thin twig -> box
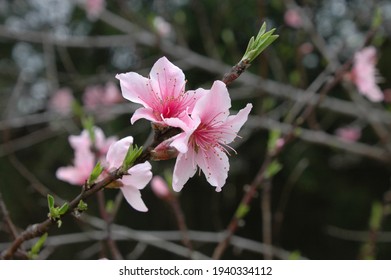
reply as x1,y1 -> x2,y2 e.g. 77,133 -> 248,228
168,197 -> 193,254
0,192 -> 19,240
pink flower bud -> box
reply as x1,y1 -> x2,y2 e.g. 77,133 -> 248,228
284,9 -> 303,29
335,127 -> 361,142
151,176 -> 171,200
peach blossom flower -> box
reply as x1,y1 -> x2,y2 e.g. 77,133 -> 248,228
351,47 -> 383,102
106,137 -> 152,212
83,82 -> 122,109
48,88 -> 74,115
85,0 -> 105,20
165,81 -> 252,192
56,127 -> 117,185
335,126 -> 361,142
116,56 -> 201,126
284,9 -> 303,29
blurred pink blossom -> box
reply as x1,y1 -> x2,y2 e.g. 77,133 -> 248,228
284,9 -> 303,28
69,127 -> 117,160
83,82 -> 123,109
335,126 -> 361,142
153,16 -> 173,38
165,81 -> 252,192
56,148 -> 95,185
48,88 -> 74,115
351,47 -> 383,102
56,127 -> 117,185
151,176 -> 171,200
116,56 -> 202,126
106,137 -> 152,212
298,42 -> 314,55
85,0 -> 105,20
276,138 -> 285,150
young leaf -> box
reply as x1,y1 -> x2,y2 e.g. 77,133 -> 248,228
47,194 -> 55,210
82,116 -> 95,144
30,233 -> 48,255
77,200 -> 88,212
241,22 -> 278,63
265,160 -> 282,179
267,130 -> 281,153
58,202 -> 69,215
28,232 -> 48,259
122,144 -> 143,172
235,203 -> 250,219
369,201 -> 383,231
88,161 -> 104,185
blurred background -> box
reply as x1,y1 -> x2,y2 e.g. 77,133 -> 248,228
1,0 -> 391,260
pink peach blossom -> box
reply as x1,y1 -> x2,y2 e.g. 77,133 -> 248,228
166,80 -> 252,192
85,0 -> 105,20
48,88 -> 74,115
56,148 -> 95,185
69,127 -> 117,160
116,56 -> 201,126
351,47 -> 383,102
83,82 -> 122,109
335,126 -> 361,142
284,9 -> 303,29
106,137 -> 152,212
56,127 -> 117,185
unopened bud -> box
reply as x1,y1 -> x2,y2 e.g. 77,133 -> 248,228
151,176 -> 171,200
150,146 -> 178,161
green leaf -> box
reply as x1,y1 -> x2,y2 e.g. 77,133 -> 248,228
77,200 -> 88,212
47,194 -> 55,210
30,233 -> 48,255
71,100 -> 83,118
28,233 -> 48,259
88,161 -> 104,185
267,130 -> 281,153
105,200 -> 114,213
58,202 -> 69,215
122,144 -> 143,172
241,22 -> 278,62
369,201 -> 383,231
288,250 -> 302,260
265,160 -> 282,179
235,203 -> 250,219
163,169 -> 173,188
82,116 -> 95,144
371,7 -> 382,29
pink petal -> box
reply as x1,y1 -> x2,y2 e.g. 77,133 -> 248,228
122,162 -> 153,190
106,136 -> 134,169
120,185 -> 148,212
116,72 -> 153,109
363,86 -> 383,102
163,114 -> 199,154
56,166 -> 86,185
195,148 -> 229,192
103,81 -> 122,104
192,81 -> 231,124
131,107 -> 157,124
172,150 -> 198,192
168,132 -> 192,154
149,57 -> 186,100
69,131 -> 90,151
220,103 -> 252,144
